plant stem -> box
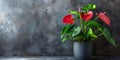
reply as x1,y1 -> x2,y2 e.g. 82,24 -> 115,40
97,33 -> 103,37
90,33 -> 103,42
74,16 -> 78,20
78,7 -> 83,31
84,23 -> 87,33
79,14 -> 83,31
94,16 -> 99,21
94,28 -> 100,33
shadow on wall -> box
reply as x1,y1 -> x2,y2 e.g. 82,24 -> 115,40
0,0 -> 120,56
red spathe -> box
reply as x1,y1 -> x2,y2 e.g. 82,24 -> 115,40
81,11 -> 93,21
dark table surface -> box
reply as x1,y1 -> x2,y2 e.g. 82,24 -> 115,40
0,56 -> 120,60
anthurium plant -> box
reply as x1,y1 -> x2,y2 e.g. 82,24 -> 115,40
60,4 -> 116,46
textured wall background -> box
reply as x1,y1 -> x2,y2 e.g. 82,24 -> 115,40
0,0 -> 120,56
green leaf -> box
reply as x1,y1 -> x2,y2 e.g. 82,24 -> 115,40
87,28 -> 97,38
61,33 -> 73,43
72,27 -> 81,37
63,25 -> 71,34
89,4 -> 96,9
103,28 -> 117,47
69,10 -> 78,14
82,4 -> 96,12
61,26 -> 66,38
61,26 -> 67,35
86,21 -> 103,30
60,25 -> 76,43
60,34 -> 64,39
62,37 -> 68,43
60,25 -> 72,38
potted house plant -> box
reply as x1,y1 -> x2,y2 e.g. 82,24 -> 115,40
60,4 -> 116,60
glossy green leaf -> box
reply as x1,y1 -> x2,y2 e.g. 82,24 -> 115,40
72,27 -> 81,37
87,28 -> 97,38
63,25 -> 71,34
82,4 -> 96,11
86,21 -> 103,30
62,37 -> 68,43
61,26 -> 66,38
60,25 -> 76,42
60,25 -> 73,38
69,10 -> 78,14
60,34 -> 64,39
103,28 -> 117,47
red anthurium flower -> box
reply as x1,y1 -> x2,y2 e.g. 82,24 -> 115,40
62,14 -> 74,24
96,12 -> 111,25
81,11 -> 93,21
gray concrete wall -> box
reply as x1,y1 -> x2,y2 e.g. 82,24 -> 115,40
0,0 -> 120,56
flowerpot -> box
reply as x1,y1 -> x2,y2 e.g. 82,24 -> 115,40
73,42 -> 92,60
